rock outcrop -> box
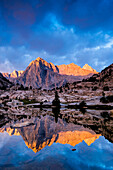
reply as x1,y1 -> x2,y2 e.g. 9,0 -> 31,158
85,63 -> 113,85
99,63 -> 113,83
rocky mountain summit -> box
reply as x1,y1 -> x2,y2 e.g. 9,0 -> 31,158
2,70 -> 24,79
2,58 -> 97,79
15,58 -> 76,89
1,57 -> 97,89
12,57 -> 97,89
82,64 -> 97,72
57,63 -> 97,76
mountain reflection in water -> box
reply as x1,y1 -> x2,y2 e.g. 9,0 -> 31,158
0,110 -> 113,169
0,116 -> 101,153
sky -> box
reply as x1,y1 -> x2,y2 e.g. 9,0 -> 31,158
0,0 -> 113,73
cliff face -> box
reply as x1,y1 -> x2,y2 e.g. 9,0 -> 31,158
0,116 -> 101,153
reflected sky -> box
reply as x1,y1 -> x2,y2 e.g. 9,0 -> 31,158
0,114 -> 113,169
0,131 -> 113,169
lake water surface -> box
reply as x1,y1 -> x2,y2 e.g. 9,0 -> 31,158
0,109 -> 113,170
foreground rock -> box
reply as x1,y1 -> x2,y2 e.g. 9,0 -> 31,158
11,121 -> 34,128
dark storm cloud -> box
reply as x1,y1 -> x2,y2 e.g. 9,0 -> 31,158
49,0 -> 113,30
0,0 -> 113,72
1,0 -> 113,33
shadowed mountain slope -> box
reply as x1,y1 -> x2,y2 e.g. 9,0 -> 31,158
85,63 -> 113,85
0,73 -> 12,89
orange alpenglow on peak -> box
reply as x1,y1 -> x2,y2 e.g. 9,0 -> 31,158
57,62 -> 97,76
28,57 -> 58,72
69,63 -> 79,66
11,70 -> 24,78
29,57 -> 49,66
2,57 -> 98,88
2,70 -> 24,79
36,57 -> 44,61
82,64 -> 97,73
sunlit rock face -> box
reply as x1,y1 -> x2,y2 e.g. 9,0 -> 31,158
1,57 -> 98,89
13,57 -> 97,89
10,70 -> 24,78
0,116 -> 101,153
2,70 -> 24,78
82,64 -> 97,72
57,63 -> 97,76
24,130 -> 100,153
16,57 -> 69,89
1,72 -> 9,79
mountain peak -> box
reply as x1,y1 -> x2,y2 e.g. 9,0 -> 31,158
69,63 -> 75,65
12,70 -> 17,73
2,57 -> 98,88
69,63 -> 76,66
36,57 -> 44,62
83,64 -> 97,72
68,63 -> 81,68
29,57 -> 48,67
10,70 -> 18,78
2,70 -> 24,79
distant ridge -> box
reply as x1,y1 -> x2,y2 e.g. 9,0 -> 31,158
2,57 -> 98,89
2,70 -> 24,79
82,64 -> 97,72
2,57 -> 97,78
57,62 -> 97,76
